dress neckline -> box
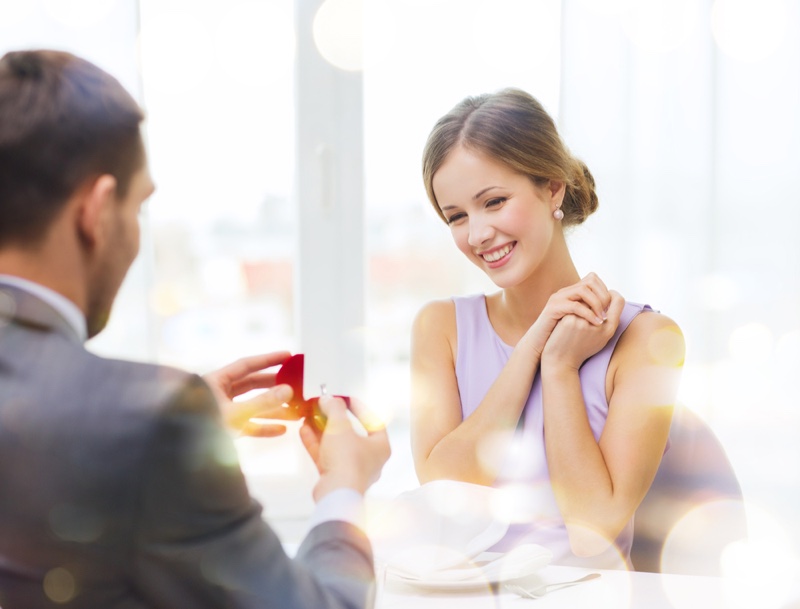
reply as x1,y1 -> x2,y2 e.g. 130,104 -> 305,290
477,294 -> 515,352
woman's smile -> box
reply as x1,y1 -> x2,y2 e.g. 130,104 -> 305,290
479,241 -> 516,267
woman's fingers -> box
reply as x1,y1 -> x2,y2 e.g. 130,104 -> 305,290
548,273 -> 612,325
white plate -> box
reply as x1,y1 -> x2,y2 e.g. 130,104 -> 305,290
385,544 -> 552,591
386,571 -> 505,591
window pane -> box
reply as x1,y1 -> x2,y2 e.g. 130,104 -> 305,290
363,0 -> 563,493
137,0 -> 297,372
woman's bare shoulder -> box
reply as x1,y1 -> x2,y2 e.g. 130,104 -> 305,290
412,298 -> 456,333
613,308 -> 685,372
412,298 -> 458,364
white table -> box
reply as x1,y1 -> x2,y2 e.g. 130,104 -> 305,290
376,563 -> 800,609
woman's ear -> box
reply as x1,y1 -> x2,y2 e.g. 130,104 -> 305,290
76,175 -> 117,248
548,179 -> 566,203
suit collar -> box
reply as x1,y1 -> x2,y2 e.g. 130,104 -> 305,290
0,282 -> 84,344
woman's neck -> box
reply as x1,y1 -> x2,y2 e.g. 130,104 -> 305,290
487,239 -> 580,345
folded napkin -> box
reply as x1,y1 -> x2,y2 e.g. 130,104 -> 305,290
370,480 -> 507,571
369,479 -> 551,582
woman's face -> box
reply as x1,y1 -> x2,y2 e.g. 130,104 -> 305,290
432,145 -> 562,288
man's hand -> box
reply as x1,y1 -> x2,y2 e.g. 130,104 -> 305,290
299,396 -> 391,501
203,351 -> 302,436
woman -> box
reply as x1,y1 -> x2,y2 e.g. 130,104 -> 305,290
410,88 -> 685,568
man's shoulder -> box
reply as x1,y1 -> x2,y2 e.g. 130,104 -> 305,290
88,352 -> 192,383
87,353 -> 208,409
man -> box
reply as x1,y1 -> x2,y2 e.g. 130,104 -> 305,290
0,49 -> 390,608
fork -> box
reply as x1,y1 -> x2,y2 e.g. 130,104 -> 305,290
505,572 -> 601,599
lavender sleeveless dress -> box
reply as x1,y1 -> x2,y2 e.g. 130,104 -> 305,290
454,294 -> 652,568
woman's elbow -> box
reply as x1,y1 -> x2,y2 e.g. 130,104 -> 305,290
565,522 -> 619,557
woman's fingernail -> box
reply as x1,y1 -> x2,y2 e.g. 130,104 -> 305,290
595,317 -> 604,325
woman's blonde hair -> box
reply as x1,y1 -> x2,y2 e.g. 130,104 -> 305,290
422,88 -> 598,226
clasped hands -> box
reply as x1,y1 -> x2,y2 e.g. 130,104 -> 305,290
526,272 -> 626,370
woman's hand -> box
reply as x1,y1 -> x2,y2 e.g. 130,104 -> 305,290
203,351 -> 301,436
523,272 -> 614,357
542,290 -> 626,371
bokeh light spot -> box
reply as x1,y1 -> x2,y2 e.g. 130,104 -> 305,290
660,499 -> 748,579
489,483 -> 542,525
476,430 -> 516,478
312,0 -> 397,71
720,538 -> 799,609
647,324 -> 685,367
43,567 -> 77,604
313,0 -> 363,71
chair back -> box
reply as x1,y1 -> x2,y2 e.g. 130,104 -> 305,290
630,405 -> 747,575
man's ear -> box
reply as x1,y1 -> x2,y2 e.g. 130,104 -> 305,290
76,175 -> 117,248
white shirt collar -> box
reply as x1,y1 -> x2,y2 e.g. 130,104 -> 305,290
0,274 -> 88,342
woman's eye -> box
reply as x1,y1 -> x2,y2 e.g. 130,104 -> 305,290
486,197 -> 506,208
446,212 -> 466,224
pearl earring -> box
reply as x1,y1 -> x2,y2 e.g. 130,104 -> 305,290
553,208 -> 564,220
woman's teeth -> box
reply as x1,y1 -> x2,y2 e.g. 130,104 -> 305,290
482,243 -> 513,262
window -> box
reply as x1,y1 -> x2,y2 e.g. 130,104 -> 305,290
6,0 -> 800,563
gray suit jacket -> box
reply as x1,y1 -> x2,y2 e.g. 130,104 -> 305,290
0,284 -> 375,609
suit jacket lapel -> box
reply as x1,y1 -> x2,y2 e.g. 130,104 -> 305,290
0,283 -> 83,344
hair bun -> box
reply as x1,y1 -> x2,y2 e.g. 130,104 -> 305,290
7,52 -> 43,79
562,158 -> 598,226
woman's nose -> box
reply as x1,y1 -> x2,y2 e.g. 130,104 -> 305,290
468,216 -> 493,247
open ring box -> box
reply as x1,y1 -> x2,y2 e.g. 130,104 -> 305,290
275,353 -> 351,430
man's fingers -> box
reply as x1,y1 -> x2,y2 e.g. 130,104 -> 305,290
226,352 -> 292,378
243,384 -> 294,415
240,422 -> 287,438
229,372 -> 279,397
226,384 -> 296,430
316,395 -> 350,433
210,352 -> 292,389
299,421 -> 322,468
347,397 -> 387,434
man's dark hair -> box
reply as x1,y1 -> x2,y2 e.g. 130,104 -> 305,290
0,49 -> 145,247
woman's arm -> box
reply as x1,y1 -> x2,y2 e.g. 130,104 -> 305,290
410,300 -> 542,485
410,276 -> 612,486
540,298 -> 685,556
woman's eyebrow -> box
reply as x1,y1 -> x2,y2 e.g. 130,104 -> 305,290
473,186 -> 501,199
440,186 -> 503,211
